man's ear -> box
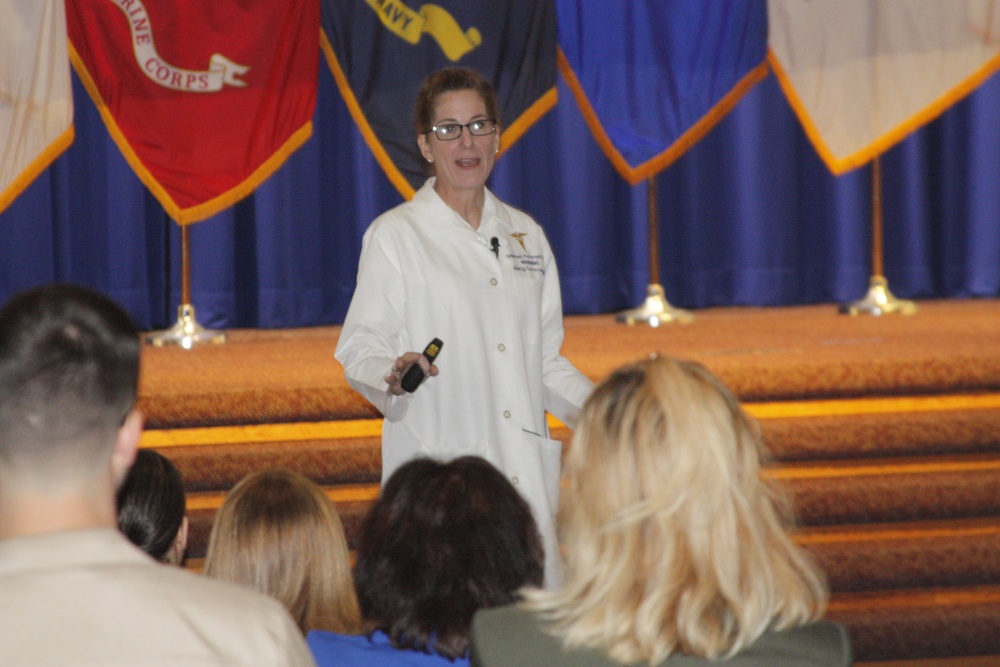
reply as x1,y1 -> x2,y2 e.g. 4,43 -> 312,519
111,408 -> 143,487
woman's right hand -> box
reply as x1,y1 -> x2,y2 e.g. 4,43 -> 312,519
385,351 -> 439,395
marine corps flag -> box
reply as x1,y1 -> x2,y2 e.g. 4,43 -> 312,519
65,0 -> 319,224
322,0 -> 558,198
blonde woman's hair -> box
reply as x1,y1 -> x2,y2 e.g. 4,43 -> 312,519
522,356 -> 827,664
205,469 -> 362,635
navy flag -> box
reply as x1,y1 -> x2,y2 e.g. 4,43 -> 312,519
321,0 -> 557,198
557,0 -> 768,185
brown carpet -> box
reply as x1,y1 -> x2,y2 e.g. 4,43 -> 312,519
138,299 -> 1000,429
136,300 -> 1000,664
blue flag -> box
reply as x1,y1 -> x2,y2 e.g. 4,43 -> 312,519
557,0 -> 768,184
322,0 -> 558,198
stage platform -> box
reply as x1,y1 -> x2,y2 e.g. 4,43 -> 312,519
137,300 -> 1000,664
138,300 -> 1000,428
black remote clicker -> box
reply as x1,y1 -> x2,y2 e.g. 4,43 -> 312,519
400,338 -> 443,392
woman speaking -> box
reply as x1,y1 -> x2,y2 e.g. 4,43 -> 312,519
335,67 -> 592,585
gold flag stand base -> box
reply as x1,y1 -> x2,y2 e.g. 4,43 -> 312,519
146,304 -> 227,349
839,276 -> 917,316
617,284 -> 694,327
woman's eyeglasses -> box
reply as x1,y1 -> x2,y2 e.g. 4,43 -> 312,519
425,119 -> 497,141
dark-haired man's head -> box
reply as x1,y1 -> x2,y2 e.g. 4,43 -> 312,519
0,284 -> 142,539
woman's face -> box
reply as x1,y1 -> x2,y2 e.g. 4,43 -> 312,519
417,89 -> 499,195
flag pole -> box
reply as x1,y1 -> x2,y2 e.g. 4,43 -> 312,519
145,224 -> 227,348
839,155 -> 916,316
617,174 -> 693,326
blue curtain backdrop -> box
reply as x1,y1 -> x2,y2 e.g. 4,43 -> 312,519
1,64 -> 999,330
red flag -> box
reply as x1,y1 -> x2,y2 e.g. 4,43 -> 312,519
66,0 -> 318,224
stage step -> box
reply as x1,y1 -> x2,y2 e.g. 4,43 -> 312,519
800,517 -> 1000,592
182,486 -> 1000,593
761,403 -> 1000,461
781,453 -> 1000,525
142,374 -> 1000,662
167,439 -> 1000,559
148,399 -> 1000,492
827,585 -> 1000,662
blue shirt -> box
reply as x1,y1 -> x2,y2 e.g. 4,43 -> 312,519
308,629 -> 470,667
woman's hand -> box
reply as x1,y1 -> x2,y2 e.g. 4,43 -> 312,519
385,351 -> 439,395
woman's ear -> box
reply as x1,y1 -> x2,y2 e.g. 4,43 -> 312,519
169,516 -> 189,566
418,133 -> 433,163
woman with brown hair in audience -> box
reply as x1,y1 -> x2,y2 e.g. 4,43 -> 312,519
471,355 -> 852,666
308,455 -> 544,666
116,448 -> 188,565
204,468 -> 362,636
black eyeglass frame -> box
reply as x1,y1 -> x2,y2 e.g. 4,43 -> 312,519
423,119 -> 498,141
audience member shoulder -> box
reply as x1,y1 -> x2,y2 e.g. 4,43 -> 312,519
472,605 -> 851,667
145,565 -> 314,664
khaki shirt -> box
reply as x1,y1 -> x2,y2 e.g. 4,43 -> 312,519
0,528 -> 316,667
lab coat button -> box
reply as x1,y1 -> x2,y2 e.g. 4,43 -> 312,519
503,410 -> 511,419
511,476 -> 519,485
497,343 -> 506,352
490,277 -> 498,286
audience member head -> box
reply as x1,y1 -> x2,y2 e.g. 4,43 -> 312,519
0,283 -> 141,538
524,355 -> 827,663
116,448 -> 188,564
354,455 -> 544,659
204,469 -> 361,635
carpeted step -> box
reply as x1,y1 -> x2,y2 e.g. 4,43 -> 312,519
799,517 -> 1000,592
778,453 -> 1000,525
181,486 -> 1000,596
761,404 -> 1000,462
160,440 -> 1000,564
137,303 -> 1000,429
159,434 -> 1000,528
826,584 -> 1000,662
162,436 -> 382,492
144,397 -> 1000,501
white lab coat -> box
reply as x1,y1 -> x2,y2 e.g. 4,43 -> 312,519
335,179 -> 593,585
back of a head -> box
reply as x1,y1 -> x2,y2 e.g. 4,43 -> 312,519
0,284 -> 139,484
117,448 -> 187,563
204,469 -> 361,635
526,355 -> 827,664
355,455 -> 544,660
